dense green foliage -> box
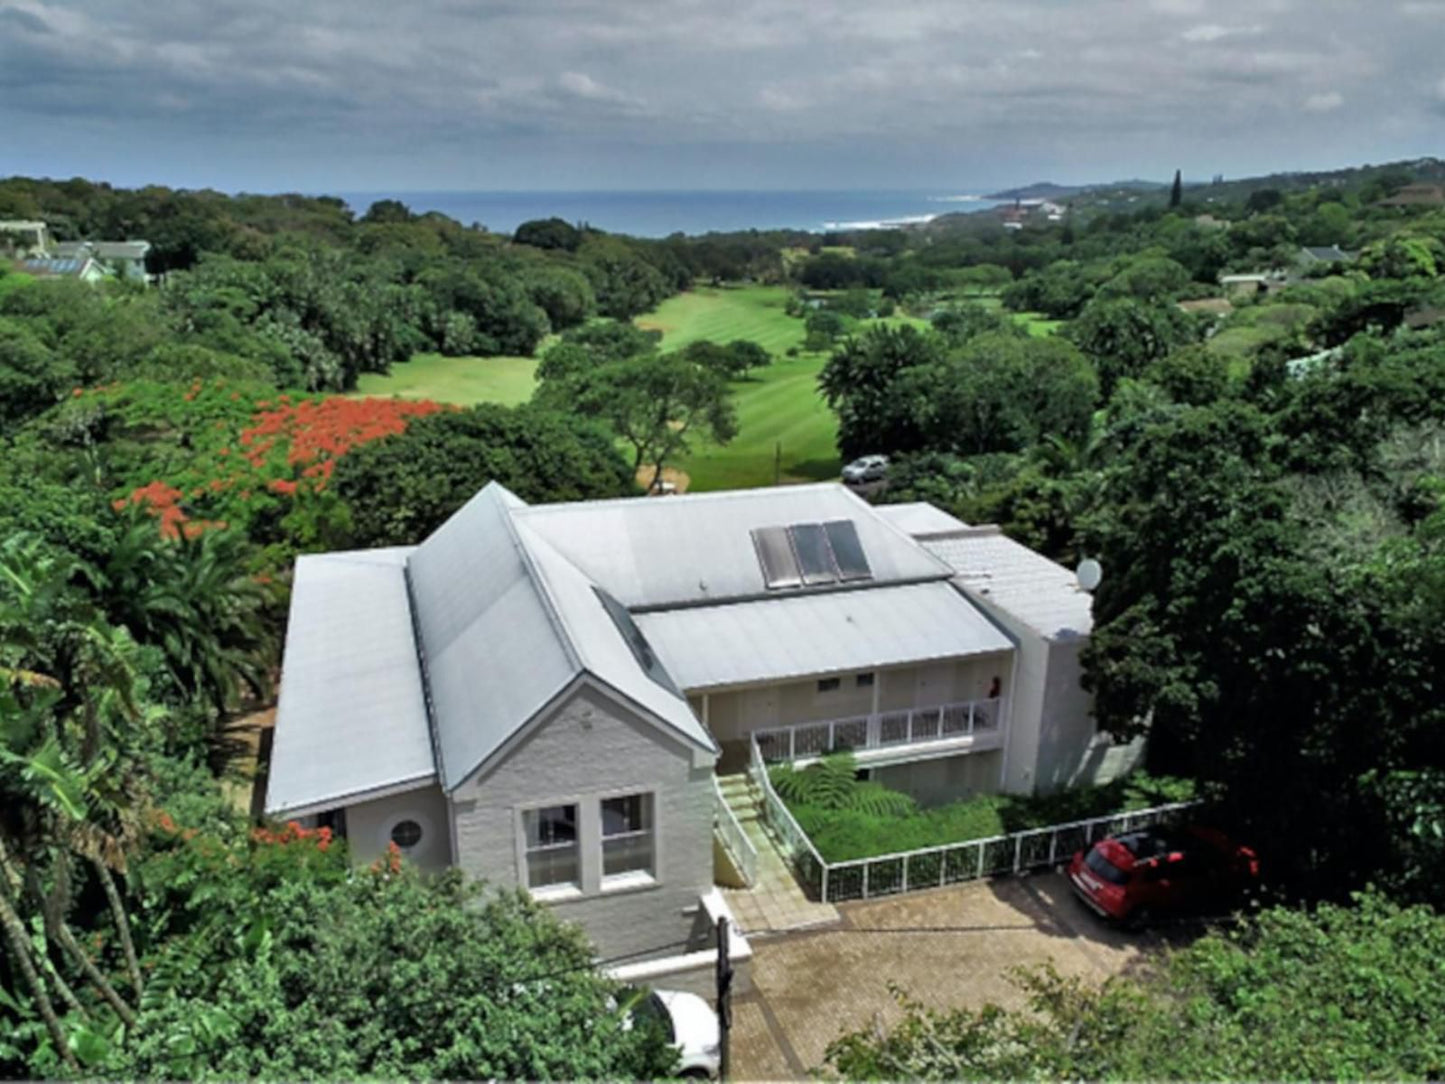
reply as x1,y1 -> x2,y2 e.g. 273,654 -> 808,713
330,403 -> 637,546
826,892 -> 1445,1081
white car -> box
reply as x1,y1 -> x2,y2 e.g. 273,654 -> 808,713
841,454 -> 889,484
625,987 -> 722,1078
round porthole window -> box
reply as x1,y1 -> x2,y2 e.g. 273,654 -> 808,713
390,819 -> 423,850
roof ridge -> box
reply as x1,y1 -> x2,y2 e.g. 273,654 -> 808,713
512,481 -> 846,516
497,500 -> 584,674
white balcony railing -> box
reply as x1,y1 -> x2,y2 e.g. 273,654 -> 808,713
753,697 -> 1004,765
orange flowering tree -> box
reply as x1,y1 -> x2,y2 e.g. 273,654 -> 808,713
82,379 -> 446,549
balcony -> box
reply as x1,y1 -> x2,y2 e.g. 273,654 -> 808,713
753,697 -> 1005,767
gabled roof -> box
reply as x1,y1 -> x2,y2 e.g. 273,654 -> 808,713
513,483 -> 951,609
923,527 -> 1094,641
406,484 -> 582,791
404,484 -> 715,791
266,548 -> 434,816
21,257 -> 109,278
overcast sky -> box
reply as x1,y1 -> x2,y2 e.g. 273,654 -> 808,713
1,0 -> 1442,194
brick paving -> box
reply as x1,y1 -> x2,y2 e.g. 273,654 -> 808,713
729,870 -> 1158,1081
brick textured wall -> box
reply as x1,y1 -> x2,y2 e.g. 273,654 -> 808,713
451,681 -> 716,962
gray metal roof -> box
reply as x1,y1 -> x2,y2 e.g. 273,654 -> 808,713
873,502 -> 970,537
91,241 -> 151,259
265,548 -> 434,816
406,483 -> 580,790
923,528 -> 1094,641
513,483 -> 952,609
635,581 -> 1013,691
518,524 -> 714,753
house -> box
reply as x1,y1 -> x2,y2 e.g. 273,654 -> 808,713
19,256 -> 113,283
50,240 -> 152,282
1219,271 -> 1287,298
0,220 -> 51,256
1297,245 -> 1355,267
265,482 -> 1119,972
1376,183 -> 1445,208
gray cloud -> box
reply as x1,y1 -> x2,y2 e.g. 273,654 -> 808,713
0,0 -> 1438,190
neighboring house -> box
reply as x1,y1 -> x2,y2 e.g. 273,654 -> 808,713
50,240 -> 152,282
266,482 -> 1117,966
1219,271 -> 1287,298
1376,183 -> 1445,208
1297,245 -> 1355,267
20,256 -> 113,283
0,220 -> 51,256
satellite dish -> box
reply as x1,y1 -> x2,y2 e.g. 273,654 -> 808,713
1076,558 -> 1103,593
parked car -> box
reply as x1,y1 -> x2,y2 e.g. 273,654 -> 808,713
620,986 -> 722,1078
1067,825 -> 1259,927
842,454 -> 889,484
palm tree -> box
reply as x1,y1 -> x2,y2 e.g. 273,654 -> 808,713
0,535 -> 151,1054
102,521 -> 276,720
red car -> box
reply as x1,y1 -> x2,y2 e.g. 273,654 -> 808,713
1068,825 -> 1259,927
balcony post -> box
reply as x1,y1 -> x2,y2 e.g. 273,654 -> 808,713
788,727 -> 795,763
968,700 -> 975,735
902,854 -> 909,894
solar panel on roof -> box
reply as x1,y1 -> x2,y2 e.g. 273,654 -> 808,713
751,526 -> 802,588
787,523 -> 838,585
824,520 -> 872,581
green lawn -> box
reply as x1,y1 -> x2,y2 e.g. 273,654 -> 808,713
351,285 -> 1056,492
353,352 -> 539,406
638,285 -> 928,490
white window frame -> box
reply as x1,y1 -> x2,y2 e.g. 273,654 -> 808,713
520,802 -> 582,899
599,791 -> 656,891
379,810 -> 434,858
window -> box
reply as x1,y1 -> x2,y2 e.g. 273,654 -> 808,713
601,793 -> 654,878
855,672 -> 875,688
817,677 -> 841,693
523,804 -> 579,889
594,587 -> 683,697
789,523 -> 838,585
390,819 -> 422,850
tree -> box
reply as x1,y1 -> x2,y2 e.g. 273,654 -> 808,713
826,892 -> 1445,1081
819,325 -> 944,459
109,829 -> 676,1081
1169,168 -> 1183,208
1067,297 -> 1196,396
887,333 -> 1097,456
567,352 -> 739,491
0,318 -> 71,430
99,523 -> 276,720
329,404 -> 637,547
679,339 -> 771,381
513,217 -> 583,252
359,199 -> 414,225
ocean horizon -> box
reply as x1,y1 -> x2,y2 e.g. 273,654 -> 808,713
332,188 -> 1007,239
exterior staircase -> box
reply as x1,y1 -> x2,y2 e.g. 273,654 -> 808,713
714,771 -> 840,933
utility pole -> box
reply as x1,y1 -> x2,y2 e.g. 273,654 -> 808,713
774,441 -> 781,486
715,915 -> 732,1082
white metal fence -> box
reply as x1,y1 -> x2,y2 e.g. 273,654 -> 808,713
746,734 -> 1196,904
748,736 -> 829,898
711,775 -> 760,887
754,697 -> 1003,765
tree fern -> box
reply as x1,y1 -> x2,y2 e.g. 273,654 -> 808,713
771,751 -> 917,815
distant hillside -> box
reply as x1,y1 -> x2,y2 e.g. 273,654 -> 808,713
1184,156 -> 1445,202
985,179 -> 1165,201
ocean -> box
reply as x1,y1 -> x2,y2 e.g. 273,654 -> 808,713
332,189 -> 1004,239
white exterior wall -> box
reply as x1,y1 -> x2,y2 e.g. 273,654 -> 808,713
450,682 -> 716,962
701,654 -> 1013,746
344,784 -> 453,872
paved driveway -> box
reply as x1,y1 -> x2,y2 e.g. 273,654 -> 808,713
730,871 -> 1164,1081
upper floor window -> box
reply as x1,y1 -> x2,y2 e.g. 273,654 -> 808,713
855,672 -> 875,688
523,804 -> 579,889
817,677 -> 841,693
601,793 -> 654,879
